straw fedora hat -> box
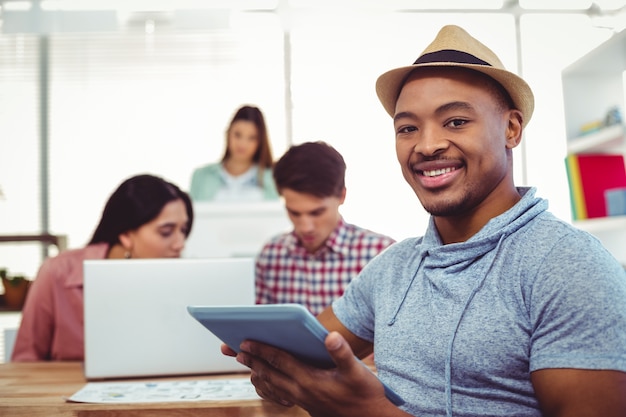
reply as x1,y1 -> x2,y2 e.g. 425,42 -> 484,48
375,25 -> 534,127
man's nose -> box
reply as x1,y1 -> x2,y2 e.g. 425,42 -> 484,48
297,216 -> 315,233
413,125 -> 448,156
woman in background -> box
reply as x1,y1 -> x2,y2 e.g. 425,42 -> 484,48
189,105 -> 278,202
12,174 -> 193,361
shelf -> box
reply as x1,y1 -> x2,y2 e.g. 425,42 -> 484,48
573,214 -> 626,233
567,124 -> 625,154
562,29 -> 626,265
0,234 -> 67,252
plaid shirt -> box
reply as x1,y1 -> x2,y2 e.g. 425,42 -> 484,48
255,218 -> 395,315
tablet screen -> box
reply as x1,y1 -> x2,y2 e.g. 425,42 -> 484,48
187,303 -> 334,368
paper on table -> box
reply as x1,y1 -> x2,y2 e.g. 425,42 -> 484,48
66,379 -> 261,404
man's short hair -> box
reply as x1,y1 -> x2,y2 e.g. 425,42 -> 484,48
273,141 -> 346,198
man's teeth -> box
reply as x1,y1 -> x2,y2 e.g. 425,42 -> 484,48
423,167 -> 454,177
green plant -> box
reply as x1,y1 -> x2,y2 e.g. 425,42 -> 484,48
4,275 -> 28,287
0,268 -> 29,287
1,268 -> 32,310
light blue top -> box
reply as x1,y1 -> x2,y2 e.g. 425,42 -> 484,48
189,162 -> 279,202
333,187 -> 626,417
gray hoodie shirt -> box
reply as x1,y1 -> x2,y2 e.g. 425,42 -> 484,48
333,187 -> 626,417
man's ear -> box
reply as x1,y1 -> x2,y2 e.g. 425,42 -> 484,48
505,109 -> 523,149
339,187 -> 347,205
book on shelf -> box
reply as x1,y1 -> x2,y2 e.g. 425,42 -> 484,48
565,153 -> 626,220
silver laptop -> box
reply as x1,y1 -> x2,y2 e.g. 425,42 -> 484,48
83,258 -> 254,380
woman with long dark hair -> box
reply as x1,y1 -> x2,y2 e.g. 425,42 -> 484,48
12,174 -> 193,361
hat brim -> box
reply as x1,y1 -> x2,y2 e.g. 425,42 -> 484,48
376,63 -> 534,128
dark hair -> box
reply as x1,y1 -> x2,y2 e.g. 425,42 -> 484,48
88,174 -> 194,245
220,105 -> 274,172
273,141 -> 346,198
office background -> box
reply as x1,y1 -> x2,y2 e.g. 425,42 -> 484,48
1,0 -> 625,278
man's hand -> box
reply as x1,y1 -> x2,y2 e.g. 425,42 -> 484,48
220,343 -> 237,357
233,331 -> 409,417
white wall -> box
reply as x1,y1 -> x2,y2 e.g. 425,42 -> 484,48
0,7 -> 620,276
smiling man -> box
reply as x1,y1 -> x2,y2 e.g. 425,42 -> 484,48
255,141 -> 395,315
226,25 -> 626,417
393,65 -> 523,243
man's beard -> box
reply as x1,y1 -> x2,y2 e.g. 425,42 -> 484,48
418,188 -> 474,217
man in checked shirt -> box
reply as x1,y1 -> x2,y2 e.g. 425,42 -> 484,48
255,141 -> 395,315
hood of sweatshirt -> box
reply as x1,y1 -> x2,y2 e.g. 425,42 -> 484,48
420,186 -> 547,270
388,186 -> 547,325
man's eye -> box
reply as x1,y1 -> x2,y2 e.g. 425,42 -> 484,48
446,119 -> 467,128
397,126 -> 417,134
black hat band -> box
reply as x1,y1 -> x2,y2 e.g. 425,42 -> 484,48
414,49 -> 491,66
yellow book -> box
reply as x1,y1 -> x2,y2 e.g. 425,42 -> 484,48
564,154 -> 587,220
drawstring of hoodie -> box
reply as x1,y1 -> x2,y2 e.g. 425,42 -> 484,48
387,249 -> 427,326
385,234 -> 508,416
444,233 -> 507,417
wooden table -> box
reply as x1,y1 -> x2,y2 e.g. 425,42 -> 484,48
0,361 -> 310,416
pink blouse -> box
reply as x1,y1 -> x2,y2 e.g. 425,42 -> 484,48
11,243 -> 109,361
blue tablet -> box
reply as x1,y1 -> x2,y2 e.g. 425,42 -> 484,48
187,303 -> 404,406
